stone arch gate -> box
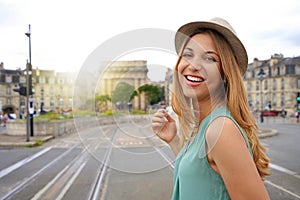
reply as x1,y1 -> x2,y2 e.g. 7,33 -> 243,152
97,60 -> 149,111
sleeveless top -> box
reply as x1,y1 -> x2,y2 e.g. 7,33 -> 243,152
172,106 -> 252,200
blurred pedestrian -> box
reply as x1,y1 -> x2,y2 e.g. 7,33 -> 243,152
152,17 -> 270,199
2,113 -> 7,127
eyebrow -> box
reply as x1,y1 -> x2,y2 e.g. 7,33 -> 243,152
184,47 -> 220,57
206,50 -> 220,58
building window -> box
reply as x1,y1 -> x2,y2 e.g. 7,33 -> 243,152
20,98 -> 25,107
39,76 -> 45,84
50,87 -> 54,95
5,75 -> 12,83
264,80 -> 268,90
50,98 -> 54,107
296,65 -> 300,74
272,79 -> 277,90
49,77 -> 55,84
256,81 -> 259,91
256,94 -> 260,108
280,66 -> 285,75
6,85 -> 11,95
281,92 -> 285,107
247,82 -> 252,90
281,79 -> 285,90
6,98 -> 11,105
264,93 -> 268,106
68,98 -> 73,108
286,64 -> 295,74
272,94 -> 277,107
20,76 -> 26,84
297,79 -> 300,89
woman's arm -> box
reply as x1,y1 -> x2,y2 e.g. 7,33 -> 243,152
206,117 -> 270,200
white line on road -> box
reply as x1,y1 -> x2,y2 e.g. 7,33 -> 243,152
0,147 -> 52,179
270,163 -> 300,179
153,146 -> 174,169
265,180 -> 300,199
56,162 -> 86,200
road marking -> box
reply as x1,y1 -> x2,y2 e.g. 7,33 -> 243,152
0,147 -> 52,179
153,146 -> 174,169
260,142 -> 269,147
265,180 -> 300,199
56,162 -> 86,200
270,163 -> 300,179
31,163 -> 70,200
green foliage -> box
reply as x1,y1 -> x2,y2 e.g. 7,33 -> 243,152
138,84 -> 163,105
131,110 -> 147,115
72,110 -> 95,117
95,94 -> 111,112
25,140 -> 44,148
35,112 -> 64,122
111,83 -> 135,103
95,94 -> 111,102
99,110 -> 115,116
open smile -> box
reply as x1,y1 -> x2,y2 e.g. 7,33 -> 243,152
184,75 -> 206,87
185,75 -> 206,82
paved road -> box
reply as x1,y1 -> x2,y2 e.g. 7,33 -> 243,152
0,120 -> 299,199
259,121 -> 300,200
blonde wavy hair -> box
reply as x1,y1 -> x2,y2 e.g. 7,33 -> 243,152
171,29 -> 270,179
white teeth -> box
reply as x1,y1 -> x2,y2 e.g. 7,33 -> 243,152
186,75 -> 204,82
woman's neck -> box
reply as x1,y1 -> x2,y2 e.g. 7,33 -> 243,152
192,99 -> 226,126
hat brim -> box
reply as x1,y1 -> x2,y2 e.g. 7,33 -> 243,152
175,21 -> 248,75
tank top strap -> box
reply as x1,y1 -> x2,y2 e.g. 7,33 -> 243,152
195,106 -> 252,156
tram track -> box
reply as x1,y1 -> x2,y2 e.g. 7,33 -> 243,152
1,125 -> 116,200
0,121 -> 176,200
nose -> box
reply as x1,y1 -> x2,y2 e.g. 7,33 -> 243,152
187,56 -> 204,71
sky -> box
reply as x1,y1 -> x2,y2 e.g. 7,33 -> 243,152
0,0 -> 300,81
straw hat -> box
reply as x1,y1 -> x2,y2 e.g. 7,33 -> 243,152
175,17 -> 248,75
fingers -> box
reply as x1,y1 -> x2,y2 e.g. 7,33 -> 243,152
156,109 -> 174,120
152,110 -> 168,133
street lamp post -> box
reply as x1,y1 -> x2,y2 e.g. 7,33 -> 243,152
25,24 -> 34,139
257,68 -> 266,123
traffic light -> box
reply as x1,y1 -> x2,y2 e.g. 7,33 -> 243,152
13,84 -> 34,96
296,92 -> 300,112
297,92 -> 300,102
13,84 -> 27,96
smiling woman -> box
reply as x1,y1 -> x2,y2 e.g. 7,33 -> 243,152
152,17 -> 270,200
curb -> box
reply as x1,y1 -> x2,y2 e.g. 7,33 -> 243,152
0,128 -> 277,148
0,135 -> 54,147
257,129 -> 278,139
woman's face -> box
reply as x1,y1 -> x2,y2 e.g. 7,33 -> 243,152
177,33 -> 224,103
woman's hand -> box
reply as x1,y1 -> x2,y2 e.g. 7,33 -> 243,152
152,109 -> 177,144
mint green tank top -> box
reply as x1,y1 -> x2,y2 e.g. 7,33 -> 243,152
172,106 -> 252,200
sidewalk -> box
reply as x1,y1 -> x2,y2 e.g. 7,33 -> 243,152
0,126 -> 54,147
0,127 -> 277,148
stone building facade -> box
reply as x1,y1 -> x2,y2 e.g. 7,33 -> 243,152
244,54 -> 300,116
0,63 -> 25,115
0,62 -> 76,117
1,60 -> 151,117
31,69 -> 76,112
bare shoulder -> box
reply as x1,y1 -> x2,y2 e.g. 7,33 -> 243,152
206,117 -> 270,199
206,116 -> 246,154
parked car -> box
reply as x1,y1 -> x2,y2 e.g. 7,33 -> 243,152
261,110 -> 279,117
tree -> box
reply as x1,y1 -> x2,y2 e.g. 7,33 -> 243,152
138,84 -> 163,105
111,83 -> 136,106
95,94 -> 111,112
